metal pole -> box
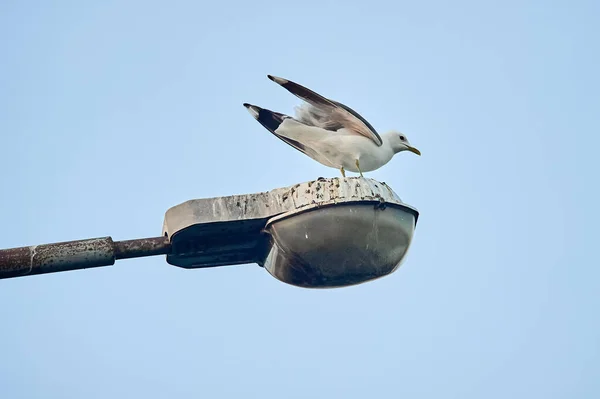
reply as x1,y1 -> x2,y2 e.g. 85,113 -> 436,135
0,236 -> 171,280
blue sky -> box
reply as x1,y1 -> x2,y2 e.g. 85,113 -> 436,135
1,0 -> 598,397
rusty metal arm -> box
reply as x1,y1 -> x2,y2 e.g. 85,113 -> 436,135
0,236 -> 171,280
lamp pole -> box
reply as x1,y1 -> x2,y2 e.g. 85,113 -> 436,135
0,177 -> 419,288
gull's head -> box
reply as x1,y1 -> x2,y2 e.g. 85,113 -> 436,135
385,131 -> 421,156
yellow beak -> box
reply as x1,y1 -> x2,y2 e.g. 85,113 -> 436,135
407,146 -> 421,156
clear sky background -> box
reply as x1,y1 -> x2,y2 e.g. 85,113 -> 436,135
1,0 -> 598,397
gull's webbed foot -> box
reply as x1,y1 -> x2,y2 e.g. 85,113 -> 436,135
340,167 -> 346,178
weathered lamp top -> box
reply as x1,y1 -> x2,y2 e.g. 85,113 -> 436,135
163,176 -> 418,238
163,177 -> 419,288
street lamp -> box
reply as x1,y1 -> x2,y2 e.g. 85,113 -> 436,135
0,177 -> 419,288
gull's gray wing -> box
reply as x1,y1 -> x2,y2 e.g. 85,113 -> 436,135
267,75 -> 383,147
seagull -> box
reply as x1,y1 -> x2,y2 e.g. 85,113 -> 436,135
243,75 -> 421,177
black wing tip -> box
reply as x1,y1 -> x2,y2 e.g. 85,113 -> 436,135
267,74 -> 288,85
244,104 -> 287,132
243,103 -> 261,119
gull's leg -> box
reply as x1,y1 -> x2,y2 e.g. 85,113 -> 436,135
340,167 -> 346,178
355,159 -> 364,177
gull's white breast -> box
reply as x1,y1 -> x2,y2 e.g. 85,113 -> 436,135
275,121 -> 394,172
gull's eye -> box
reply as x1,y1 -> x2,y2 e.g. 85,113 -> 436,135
399,135 -> 406,141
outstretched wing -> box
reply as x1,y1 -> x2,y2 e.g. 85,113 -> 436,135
267,75 -> 383,147
243,103 -> 323,162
